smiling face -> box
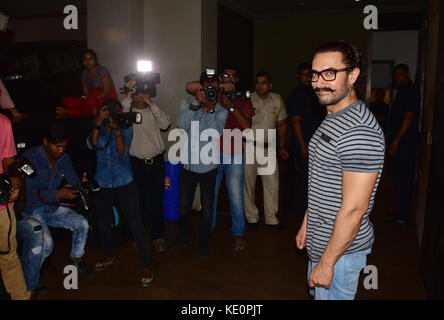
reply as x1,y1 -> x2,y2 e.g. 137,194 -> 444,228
311,51 -> 359,107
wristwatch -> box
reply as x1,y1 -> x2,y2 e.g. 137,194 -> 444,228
229,104 -> 236,113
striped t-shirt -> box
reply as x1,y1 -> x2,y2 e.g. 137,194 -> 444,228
306,101 -> 385,263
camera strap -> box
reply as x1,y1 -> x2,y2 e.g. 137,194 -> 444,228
0,205 -> 13,255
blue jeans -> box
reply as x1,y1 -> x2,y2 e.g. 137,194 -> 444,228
212,153 -> 245,237
16,215 -> 47,291
307,248 -> 371,300
29,206 -> 89,260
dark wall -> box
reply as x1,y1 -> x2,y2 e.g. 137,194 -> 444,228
421,2 -> 444,300
218,5 -> 254,89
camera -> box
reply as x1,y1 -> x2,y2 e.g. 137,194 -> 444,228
201,69 -> 219,102
103,99 -> 142,129
0,156 -> 35,205
70,182 -> 100,212
120,72 -> 161,98
222,89 -> 251,102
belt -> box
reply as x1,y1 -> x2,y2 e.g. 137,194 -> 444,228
243,138 -> 269,149
135,153 -> 164,165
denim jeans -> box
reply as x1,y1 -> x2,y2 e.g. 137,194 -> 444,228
29,206 -> 89,260
212,153 -> 245,236
16,215 -> 47,291
307,248 -> 372,300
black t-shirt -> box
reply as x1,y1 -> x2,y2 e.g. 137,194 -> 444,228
287,84 -> 326,148
389,81 -> 421,145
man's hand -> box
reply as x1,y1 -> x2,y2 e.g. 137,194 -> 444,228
389,143 -> 398,156
57,185 -> 79,200
9,183 -> 21,202
308,261 -> 334,289
222,94 -> 234,109
218,82 -> 235,92
279,148 -> 290,160
301,145 -> 309,159
142,93 -> 154,107
96,105 -> 109,126
295,223 -> 307,250
81,172 -> 88,183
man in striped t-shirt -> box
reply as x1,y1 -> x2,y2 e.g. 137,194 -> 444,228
295,41 -> 385,300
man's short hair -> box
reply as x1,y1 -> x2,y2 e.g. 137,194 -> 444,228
44,121 -> 69,144
394,63 -> 410,74
256,71 -> 272,83
297,62 -> 312,74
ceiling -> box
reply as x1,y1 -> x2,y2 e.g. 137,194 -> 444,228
0,0 -> 86,19
220,0 -> 427,19
0,0 -> 426,20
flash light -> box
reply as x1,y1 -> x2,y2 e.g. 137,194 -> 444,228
137,60 -> 153,73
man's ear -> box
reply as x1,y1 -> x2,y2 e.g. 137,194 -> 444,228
349,68 -> 361,86
43,138 -> 48,146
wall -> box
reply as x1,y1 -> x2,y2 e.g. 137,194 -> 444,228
372,30 -> 419,78
254,14 -> 370,101
7,14 -> 87,42
87,0 -> 218,151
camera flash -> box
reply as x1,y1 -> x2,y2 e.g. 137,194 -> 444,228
137,60 -> 153,73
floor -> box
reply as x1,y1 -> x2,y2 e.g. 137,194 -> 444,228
29,161 -> 426,300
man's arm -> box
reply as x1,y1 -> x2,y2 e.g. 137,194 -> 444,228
291,116 -> 308,158
393,112 -> 414,144
277,119 -> 289,160
309,171 -> 378,289
3,157 -> 21,202
177,100 -> 198,131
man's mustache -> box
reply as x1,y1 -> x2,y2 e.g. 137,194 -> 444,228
314,87 -> 335,93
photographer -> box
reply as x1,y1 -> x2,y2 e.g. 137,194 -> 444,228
87,99 -> 153,286
170,73 -> 227,258
0,113 -> 30,300
22,122 -> 94,284
185,66 -> 254,252
121,81 -> 171,253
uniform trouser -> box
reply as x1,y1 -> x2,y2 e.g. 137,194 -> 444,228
394,144 -> 417,222
131,155 -> 165,241
0,205 -> 30,300
243,147 -> 280,225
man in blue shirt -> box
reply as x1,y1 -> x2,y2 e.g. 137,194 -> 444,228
22,121 -> 95,290
87,98 -> 153,286
170,73 -> 228,258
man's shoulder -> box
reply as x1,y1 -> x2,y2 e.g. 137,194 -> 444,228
339,102 -> 383,138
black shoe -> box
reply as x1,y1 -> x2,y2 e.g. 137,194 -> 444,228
168,239 -> 187,252
31,282 -> 48,299
72,257 -> 95,278
247,222 -> 259,231
266,223 -> 287,231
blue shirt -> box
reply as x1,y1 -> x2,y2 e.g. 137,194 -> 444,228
86,126 -> 134,188
23,145 -> 81,215
177,99 -> 228,174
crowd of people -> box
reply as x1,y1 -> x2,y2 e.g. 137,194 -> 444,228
0,40 -> 421,300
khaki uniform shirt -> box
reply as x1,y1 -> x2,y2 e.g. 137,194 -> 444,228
249,92 -> 288,144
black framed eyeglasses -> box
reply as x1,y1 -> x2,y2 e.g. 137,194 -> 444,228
309,67 -> 353,82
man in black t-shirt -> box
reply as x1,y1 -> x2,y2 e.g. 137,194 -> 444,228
287,62 -> 326,220
387,64 -> 421,225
